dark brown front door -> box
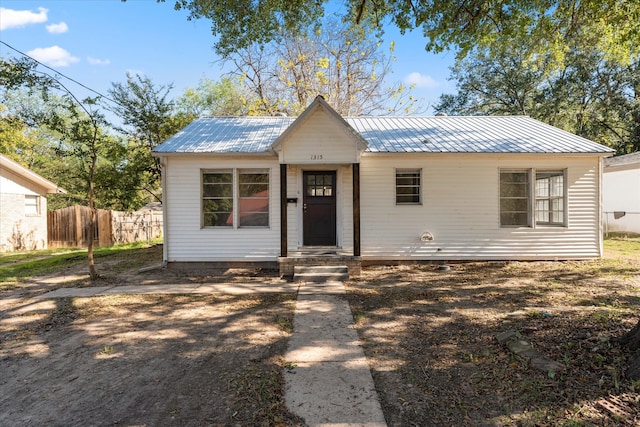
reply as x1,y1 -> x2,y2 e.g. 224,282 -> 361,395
303,171 -> 337,246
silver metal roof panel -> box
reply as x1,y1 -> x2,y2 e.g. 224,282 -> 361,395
153,115 -> 613,155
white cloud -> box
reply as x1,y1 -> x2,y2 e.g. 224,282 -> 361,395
0,7 -> 48,31
46,22 -> 68,34
404,72 -> 439,89
87,56 -> 110,66
27,46 -> 79,67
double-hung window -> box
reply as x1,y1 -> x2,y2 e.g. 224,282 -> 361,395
396,169 -> 421,204
202,169 -> 269,228
535,171 -> 565,225
499,169 -> 566,227
238,170 -> 269,227
202,171 -> 233,227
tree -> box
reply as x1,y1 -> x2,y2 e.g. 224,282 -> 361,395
434,47 -> 640,154
224,19 -> 419,116
163,0 -> 639,65
176,77 -> 248,116
107,73 -> 193,201
1,56 -> 106,278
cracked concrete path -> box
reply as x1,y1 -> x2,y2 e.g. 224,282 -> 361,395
284,281 -> 387,427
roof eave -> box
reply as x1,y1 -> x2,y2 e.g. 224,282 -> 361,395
152,151 -> 277,158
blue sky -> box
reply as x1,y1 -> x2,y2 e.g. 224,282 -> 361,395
0,1 -> 455,114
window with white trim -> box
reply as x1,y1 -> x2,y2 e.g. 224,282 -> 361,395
500,169 -> 566,227
535,171 -> 565,225
25,195 -> 40,216
396,169 -> 421,204
238,170 -> 269,227
202,169 -> 269,228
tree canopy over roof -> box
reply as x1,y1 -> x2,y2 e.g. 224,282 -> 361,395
165,0 -> 639,64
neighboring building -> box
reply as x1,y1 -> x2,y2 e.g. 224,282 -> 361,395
0,154 -> 66,252
153,96 -> 614,274
603,151 -> 640,234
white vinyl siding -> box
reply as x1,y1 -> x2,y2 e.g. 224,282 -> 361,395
360,154 -> 602,260
602,166 -> 640,233
165,157 -> 280,262
276,107 -> 362,164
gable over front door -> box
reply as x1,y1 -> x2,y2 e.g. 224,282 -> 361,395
303,171 -> 337,246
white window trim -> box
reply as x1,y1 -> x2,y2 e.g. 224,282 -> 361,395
25,195 -> 41,216
395,168 -> 422,205
202,168 -> 271,229
499,168 -> 567,228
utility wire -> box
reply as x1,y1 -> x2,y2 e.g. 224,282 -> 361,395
0,40 -> 121,106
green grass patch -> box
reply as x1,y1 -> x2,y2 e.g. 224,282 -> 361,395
0,240 -> 162,285
604,234 -> 640,257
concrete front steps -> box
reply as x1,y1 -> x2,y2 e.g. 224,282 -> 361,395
294,265 -> 349,282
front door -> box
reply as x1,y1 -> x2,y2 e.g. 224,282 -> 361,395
303,171 -> 337,246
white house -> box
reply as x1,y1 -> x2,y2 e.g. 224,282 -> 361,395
602,151 -> 640,234
0,154 -> 66,252
153,96 -> 614,275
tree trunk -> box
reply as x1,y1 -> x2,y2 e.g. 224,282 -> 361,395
87,125 -> 99,280
613,318 -> 640,380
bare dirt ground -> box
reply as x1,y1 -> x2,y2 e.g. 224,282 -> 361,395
0,245 -> 302,426
346,257 -> 640,426
1,242 -> 640,426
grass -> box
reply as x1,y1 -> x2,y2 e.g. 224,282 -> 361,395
0,239 -> 162,287
604,233 -> 640,257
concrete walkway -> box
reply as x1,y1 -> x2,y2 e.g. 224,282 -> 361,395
285,281 -> 387,426
37,281 -> 387,426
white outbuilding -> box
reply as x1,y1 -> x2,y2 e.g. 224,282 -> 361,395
603,151 -> 640,234
153,96 -> 614,275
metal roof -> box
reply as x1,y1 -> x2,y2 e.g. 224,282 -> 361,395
154,116 -> 295,153
604,151 -> 640,168
154,115 -> 613,155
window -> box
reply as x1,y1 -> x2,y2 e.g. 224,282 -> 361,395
238,170 -> 269,227
25,195 -> 40,216
535,171 -> 565,225
202,169 -> 269,228
500,171 -> 530,226
203,171 -> 233,227
500,169 -> 565,227
396,169 -> 421,204
306,173 -> 333,196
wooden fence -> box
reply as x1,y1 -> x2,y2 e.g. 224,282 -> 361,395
47,205 -> 163,249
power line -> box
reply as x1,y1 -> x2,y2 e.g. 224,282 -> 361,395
0,40 -> 121,106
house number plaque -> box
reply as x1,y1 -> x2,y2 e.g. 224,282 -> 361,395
310,154 -> 323,160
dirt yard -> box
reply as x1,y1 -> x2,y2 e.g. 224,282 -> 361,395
1,242 -> 639,426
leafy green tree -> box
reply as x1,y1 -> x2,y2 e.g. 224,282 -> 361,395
107,73 -> 193,201
162,0 -> 639,65
1,56 -> 108,278
435,47 -> 640,154
176,77 -> 248,116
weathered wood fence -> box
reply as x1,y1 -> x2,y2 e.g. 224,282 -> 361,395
47,205 -> 163,249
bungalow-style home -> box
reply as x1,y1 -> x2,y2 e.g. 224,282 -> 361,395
602,151 -> 640,234
0,154 -> 67,252
153,96 -> 614,276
